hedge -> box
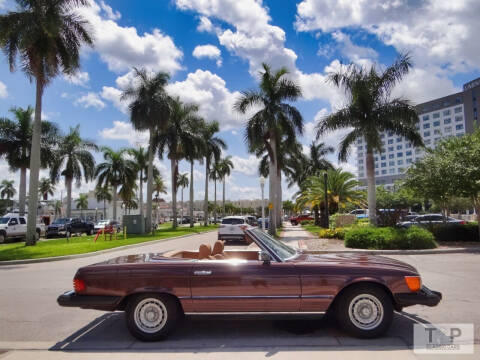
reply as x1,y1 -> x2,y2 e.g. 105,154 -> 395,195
300,219 -> 314,226
428,224 -> 479,242
344,226 -> 437,250
319,227 -> 346,240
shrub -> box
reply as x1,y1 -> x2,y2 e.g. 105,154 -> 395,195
330,214 -> 357,228
344,226 -> 437,249
428,224 -> 479,242
319,227 -> 346,240
300,219 -> 314,226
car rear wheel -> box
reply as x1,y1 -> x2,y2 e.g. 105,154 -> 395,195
0,233 -> 5,243
126,294 -> 179,341
335,284 -> 393,338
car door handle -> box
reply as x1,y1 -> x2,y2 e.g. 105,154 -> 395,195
194,270 -> 212,276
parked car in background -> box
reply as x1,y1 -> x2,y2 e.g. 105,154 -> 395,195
218,216 -> 252,242
58,228 -> 442,341
398,214 -> 466,228
0,215 -> 44,243
257,217 -> 269,229
290,214 -> 313,225
245,215 -> 258,226
177,216 -> 191,224
46,218 -> 95,238
350,209 -> 368,219
94,220 -> 121,233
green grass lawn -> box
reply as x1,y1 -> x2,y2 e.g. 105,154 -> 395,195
302,224 -> 322,236
0,224 -> 218,261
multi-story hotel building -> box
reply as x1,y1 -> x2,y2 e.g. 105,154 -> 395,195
356,77 -> 480,188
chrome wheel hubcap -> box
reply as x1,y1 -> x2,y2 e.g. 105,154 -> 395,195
134,298 -> 168,333
348,294 -> 384,330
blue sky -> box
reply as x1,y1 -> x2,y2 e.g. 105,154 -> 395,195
1,0 -> 479,202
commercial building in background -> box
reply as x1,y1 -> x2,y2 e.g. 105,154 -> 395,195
357,77 -> 480,188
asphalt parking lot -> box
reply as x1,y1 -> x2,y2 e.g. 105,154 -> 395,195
0,231 -> 479,359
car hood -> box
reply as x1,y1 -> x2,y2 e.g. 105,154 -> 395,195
293,252 -> 418,274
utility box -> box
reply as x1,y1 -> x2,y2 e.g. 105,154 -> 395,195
122,214 -> 145,234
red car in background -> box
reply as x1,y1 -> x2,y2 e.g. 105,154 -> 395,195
290,214 -> 314,225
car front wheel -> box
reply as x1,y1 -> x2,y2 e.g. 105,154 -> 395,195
335,284 -> 393,338
126,294 -> 179,341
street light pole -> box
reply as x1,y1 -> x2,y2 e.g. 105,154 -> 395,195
323,171 -> 329,228
260,176 -> 265,232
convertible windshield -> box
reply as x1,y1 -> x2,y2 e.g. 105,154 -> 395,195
0,217 -> 10,224
250,229 -> 297,261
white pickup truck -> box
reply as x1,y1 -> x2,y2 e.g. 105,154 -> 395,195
0,215 -> 45,243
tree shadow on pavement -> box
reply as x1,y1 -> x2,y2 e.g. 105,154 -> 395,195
50,310 -> 432,352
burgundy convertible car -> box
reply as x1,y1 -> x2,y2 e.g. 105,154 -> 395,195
58,228 -> 441,341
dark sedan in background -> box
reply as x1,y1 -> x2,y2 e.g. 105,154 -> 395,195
398,214 -> 466,228
46,218 -> 95,238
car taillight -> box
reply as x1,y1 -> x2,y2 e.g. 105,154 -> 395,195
73,278 -> 86,293
459,220 -> 466,225
405,276 -> 421,292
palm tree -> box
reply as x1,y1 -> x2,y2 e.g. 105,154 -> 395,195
75,193 -> 88,219
53,200 -> 62,218
156,97 -> 201,229
177,173 -> 189,224
0,180 -> 16,200
209,161 -> 222,223
153,174 -> 167,225
121,68 -> 171,233
38,177 -> 55,201
119,182 -> 137,215
234,63 -> 303,235
0,0 -> 93,245
217,156 -> 234,218
296,168 -> 366,215
50,126 -> 97,219
95,185 -> 112,220
316,54 -> 422,224
128,147 -> 150,218
0,106 -> 58,215
199,120 -> 226,226
95,147 -> 137,222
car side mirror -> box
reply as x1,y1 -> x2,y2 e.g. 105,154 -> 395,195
259,251 -> 271,265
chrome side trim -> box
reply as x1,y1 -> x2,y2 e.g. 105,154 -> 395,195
192,295 -> 299,299
301,295 -> 334,299
184,311 -> 326,315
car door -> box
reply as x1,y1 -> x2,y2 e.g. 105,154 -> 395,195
8,218 -> 19,236
190,258 -> 301,312
18,217 -> 27,235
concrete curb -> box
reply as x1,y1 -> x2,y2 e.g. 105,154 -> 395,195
0,230 -> 217,266
303,247 -> 480,255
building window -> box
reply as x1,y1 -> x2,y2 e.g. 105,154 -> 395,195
406,143 -> 412,148
455,115 -> 463,122
456,124 -> 464,130
406,158 -> 413,164
396,137 -> 402,143
444,118 -> 451,124
424,131 -> 430,137
397,159 -> 403,165
433,113 -> 440,118
389,154 -> 394,159
359,165 -> 364,171
454,106 -> 462,113
397,152 -> 403,157
389,161 -> 395,166
398,167 -> 404,173
397,145 -> 402,150
434,129 -> 441,135
389,168 -> 395,174
381,162 -> 386,168
423,123 -> 430,129
358,152 -> 363,157
381,170 -> 387,175
380,155 -> 386,161
388,146 -> 394,152
387,139 -> 394,144
433,121 -> 440,127
387,131 -> 393,137
422,115 -> 429,121
375,171 -> 379,176
406,150 -> 412,156
443,109 -> 451,116
425,139 -> 431,145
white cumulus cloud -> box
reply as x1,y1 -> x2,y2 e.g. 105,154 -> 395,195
193,44 -> 222,66
99,120 -> 149,146
63,71 -> 90,87
0,81 -> 7,98
74,92 -> 106,110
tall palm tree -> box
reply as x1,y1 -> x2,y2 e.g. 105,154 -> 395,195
0,0 -> 93,245
217,156 -> 234,218
153,174 -> 167,226
199,120 -> 226,226
234,63 -> 303,235
95,147 -> 137,222
118,182 -> 137,215
296,168 -> 366,215
121,68 -> 171,233
209,162 -> 222,223
0,106 -> 58,215
0,180 -> 16,200
95,185 -> 112,220
317,54 -> 422,225
128,147 -> 152,218
177,173 -> 189,224
156,97 -> 201,229
38,177 -> 55,201
50,126 -> 97,219
75,193 -> 88,219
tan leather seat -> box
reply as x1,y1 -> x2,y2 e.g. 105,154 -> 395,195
198,244 -> 212,260
211,240 -> 228,259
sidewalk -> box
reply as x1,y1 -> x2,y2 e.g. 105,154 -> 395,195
279,223 -> 345,251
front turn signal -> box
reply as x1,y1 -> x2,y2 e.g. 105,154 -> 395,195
405,276 -> 421,292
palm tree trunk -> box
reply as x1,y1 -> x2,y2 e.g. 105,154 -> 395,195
214,178 -> 217,223
366,149 -> 377,225
189,161 -> 194,228
139,169 -> 143,217
19,167 -> 27,216
222,177 -> 226,218
204,157 -> 209,226
145,129 -> 154,233
268,134 -> 277,236
171,158 -> 178,229
26,79 -> 43,245
103,199 -> 106,219
276,167 -> 282,228
181,187 -> 184,225
112,185 -> 118,221
66,177 -> 73,218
